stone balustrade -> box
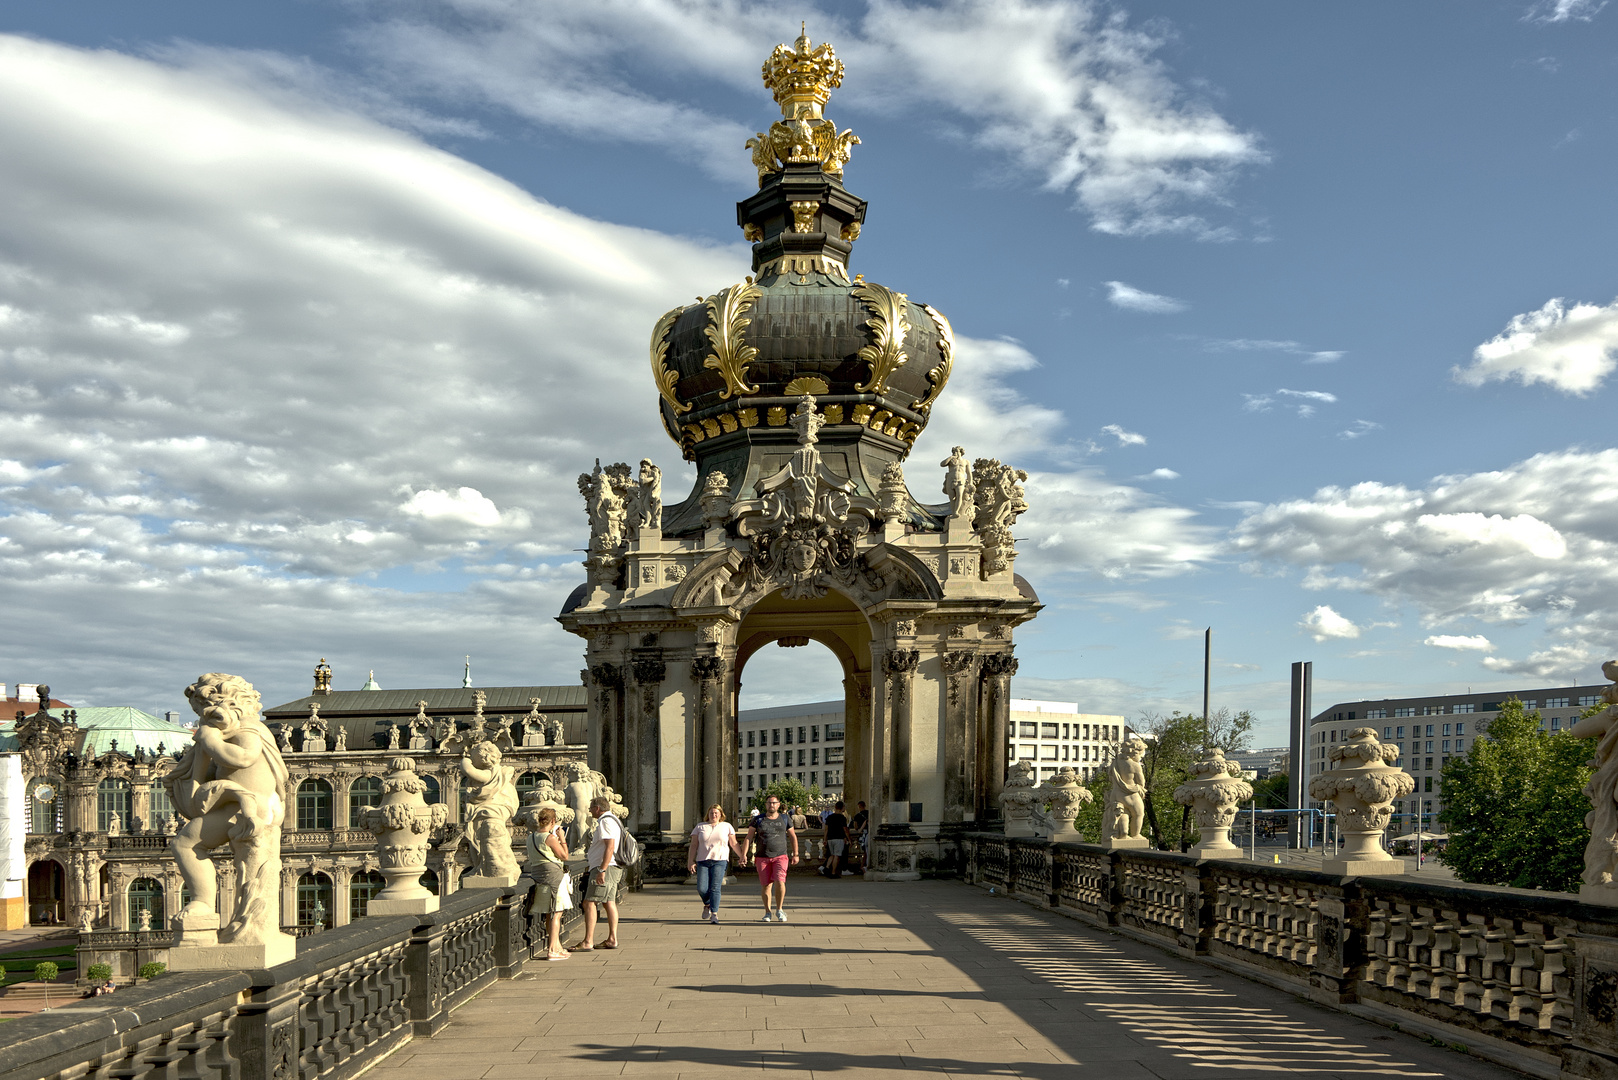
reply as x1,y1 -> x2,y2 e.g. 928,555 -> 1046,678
3,866 -> 588,1080
963,833 -> 1618,1080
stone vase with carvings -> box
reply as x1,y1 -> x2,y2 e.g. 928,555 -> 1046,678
1034,767 -> 1092,842
1172,748 -> 1253,859
1308,727 -> 1415,876
360,757 -> 449,914
999,760 -> 1039,838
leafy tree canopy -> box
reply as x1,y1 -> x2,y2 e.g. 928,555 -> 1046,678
1439,699 -> 1591,892
748,777 -> 821,815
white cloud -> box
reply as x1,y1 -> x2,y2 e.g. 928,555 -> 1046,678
1100,423 -> 1147,446
1104,281 -> 1186,313
355,0 -> 1265,238
1526,0 -> 1607,22
1277,388 -> 1337,403
0,34 -> 1218,710
1455,296 -> 1618,395
1142,468 -> 1179,480
1203,338 -> 1343,364
1339,420 -> 1380,440
400,487 -> 505,528
1424,634 -> 1493,652
1236,448 -> 1618,681
1301,605 -> 1361,642
1245,388 -> 1336,418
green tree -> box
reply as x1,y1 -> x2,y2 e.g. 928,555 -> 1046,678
1250,773 -> 1290,809
1135,708 -> 1258,850
748,777 -> 821,815
1439,699 -> 1591,892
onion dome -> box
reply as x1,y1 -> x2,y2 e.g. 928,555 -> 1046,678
651,27 -> 955,532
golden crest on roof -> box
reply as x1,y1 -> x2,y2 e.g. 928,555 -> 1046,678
746,25 -> 860,184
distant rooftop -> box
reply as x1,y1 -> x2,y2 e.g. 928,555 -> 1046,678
738,700 -> 843,723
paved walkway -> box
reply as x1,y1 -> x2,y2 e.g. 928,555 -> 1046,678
371,878 -> 1525,1080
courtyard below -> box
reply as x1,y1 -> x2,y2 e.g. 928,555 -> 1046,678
372,878 -> 1522,1080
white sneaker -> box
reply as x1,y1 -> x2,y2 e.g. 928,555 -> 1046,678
761,911 -> 774,922
775,909 -> 788,923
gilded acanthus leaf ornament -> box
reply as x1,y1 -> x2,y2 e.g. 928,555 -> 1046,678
650,305 -> 690,415
912,304 -> 954,416
853,281 -> 911,395
703,281 -> 763,400
746,26 -> 860,183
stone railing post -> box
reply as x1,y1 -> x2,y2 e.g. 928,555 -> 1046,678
234,972 -> 301,1080
1178,863 -> 1215,957
1311,887 -> 1367,1006
1101,850 -> 1125,926
1042,844 -> 1058,909
492,881 -> 530,980
405,913 -> 447,1036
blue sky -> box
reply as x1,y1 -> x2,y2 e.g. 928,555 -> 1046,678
2,1 -> 1617,744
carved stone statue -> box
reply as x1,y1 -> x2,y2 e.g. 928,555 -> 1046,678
334,724 -> 347,751
970,457 -> 1029,578
77,907 -> 93,933
164,673 -> 295,967
999,760 -> 1039,838
635,459 -> 663,534
580,459 -> 632,585
1104,734 -> 1150,848
1172,748 -> 1253,859
408,702 -> 433,750
136,906 -> 151,932
544,712 -> 565,746
458,740 -> 521,886
700,470 -> 732,531
386,724 -> 400,750
1573,661 -> 1618,904
941,446 -> 973,519
877,460 -> 908,522
360,756 -> 449,914
300,703 -> 327,753
277,723 -> 293,753
1309,726 -> 1415,876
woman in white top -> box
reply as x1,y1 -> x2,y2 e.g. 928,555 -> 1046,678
686,804 -> 743,924
525,806 -> 574,959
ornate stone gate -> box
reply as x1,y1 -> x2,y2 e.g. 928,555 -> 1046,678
557,29 -> 1039,879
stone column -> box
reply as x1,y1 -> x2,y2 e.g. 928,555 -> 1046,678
691,654 -> 725,825
131,779 -> 152,833
941,650 -> 976,823
884,647 -> 920,810
330,864 -> 353,927
67,779 -> 95,833
589,662 -> 626,793
841,673 -> 871,812
108,867 -> 128,931
333,779 -> 351,835
867,648 -> 894,830
977,652 -> 1017,823
280,867 -> 297,928
631,654 -> 666,835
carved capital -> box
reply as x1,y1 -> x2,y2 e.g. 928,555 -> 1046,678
690,655 -> 725,682
632,656 -> 667,684
981,653 -> 1019,678
590,663 -> 625,689
883,649 -> 920,676
942,650 -> 976,676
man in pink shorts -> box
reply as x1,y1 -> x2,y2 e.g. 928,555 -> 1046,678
744,795 -> 800,922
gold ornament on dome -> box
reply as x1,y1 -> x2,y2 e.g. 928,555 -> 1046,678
746,25 -> 860,184
912,304 -> 955,416
702,281 -> 763,399
784,375 -> 830,396
790,201 -> 820,233
650,305 -> 690,415
853,281 -> 911,394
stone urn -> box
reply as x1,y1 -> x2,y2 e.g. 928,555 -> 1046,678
1309,726 -> 1415,876
1033,767 -> 1092,842
359,756 -> 450,915
1172,748 -> 1253,859
999,760 -> 1039,838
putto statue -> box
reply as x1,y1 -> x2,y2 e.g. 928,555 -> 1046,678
458,740 -> 521,886
970,457 -> 1029,578
1308,726 -> 1415,876
940,446 -> 973,519
1104,734 -> 1150,848
164,673 -> 295,967
1172,747 -> 1253,859
1573,661 -> 1618,904
634,459 -> 663,535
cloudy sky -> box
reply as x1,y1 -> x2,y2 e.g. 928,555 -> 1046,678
3,1 -> 1617,742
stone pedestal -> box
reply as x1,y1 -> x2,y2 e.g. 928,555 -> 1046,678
1322,856 -> 1406,876
460,873 -> 521,890
1104,836 -> 1151,850
169,911 -> 296,970
369,894 -> 440,916
1580,883 -> 1618,906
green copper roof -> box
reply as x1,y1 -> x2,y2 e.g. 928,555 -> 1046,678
0,706 -> 193,757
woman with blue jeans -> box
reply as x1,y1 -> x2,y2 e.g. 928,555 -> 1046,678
687,804 -> 742,924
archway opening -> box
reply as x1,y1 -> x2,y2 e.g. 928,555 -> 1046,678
127,877 -> 163,931
26,860 -> 64,925
297,872 -> 333,928
733,587 -> 872,820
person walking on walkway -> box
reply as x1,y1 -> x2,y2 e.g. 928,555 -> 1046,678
524,805 -> 574,959
687,804 -> 743,924
572,796 -> 622,951
819,801 -> 849,878
849,800 -> 869,874
745,794 -> 799,922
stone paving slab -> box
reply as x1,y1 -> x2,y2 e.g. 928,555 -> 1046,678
371,878 -> 1530,1080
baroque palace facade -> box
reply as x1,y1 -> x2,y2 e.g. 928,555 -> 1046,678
6,669 -> 586,932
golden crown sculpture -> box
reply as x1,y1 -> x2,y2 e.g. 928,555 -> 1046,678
746,25 -> 860,184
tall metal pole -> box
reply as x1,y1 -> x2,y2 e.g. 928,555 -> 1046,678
1202,627 -> 1211,750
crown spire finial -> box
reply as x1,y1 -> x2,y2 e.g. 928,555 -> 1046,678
747,27 -> 860,185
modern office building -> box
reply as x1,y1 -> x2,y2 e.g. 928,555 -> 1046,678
1008,699 -> 1129,783
1309,681 -> 1604,824
737,700 -> 846,800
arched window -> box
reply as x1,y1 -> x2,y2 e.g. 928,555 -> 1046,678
418,868 -> 440,896
147,781 -> 175,829
97,777 -> 132,833
349,869 -> 385,921
421,775 -> 441,806
296,872 -> 333,928
28,779 -> 62,834
128,877 -> 163,931
296,779 -> 333,831
516,771 -> 549,802
349,776 -> 384,827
